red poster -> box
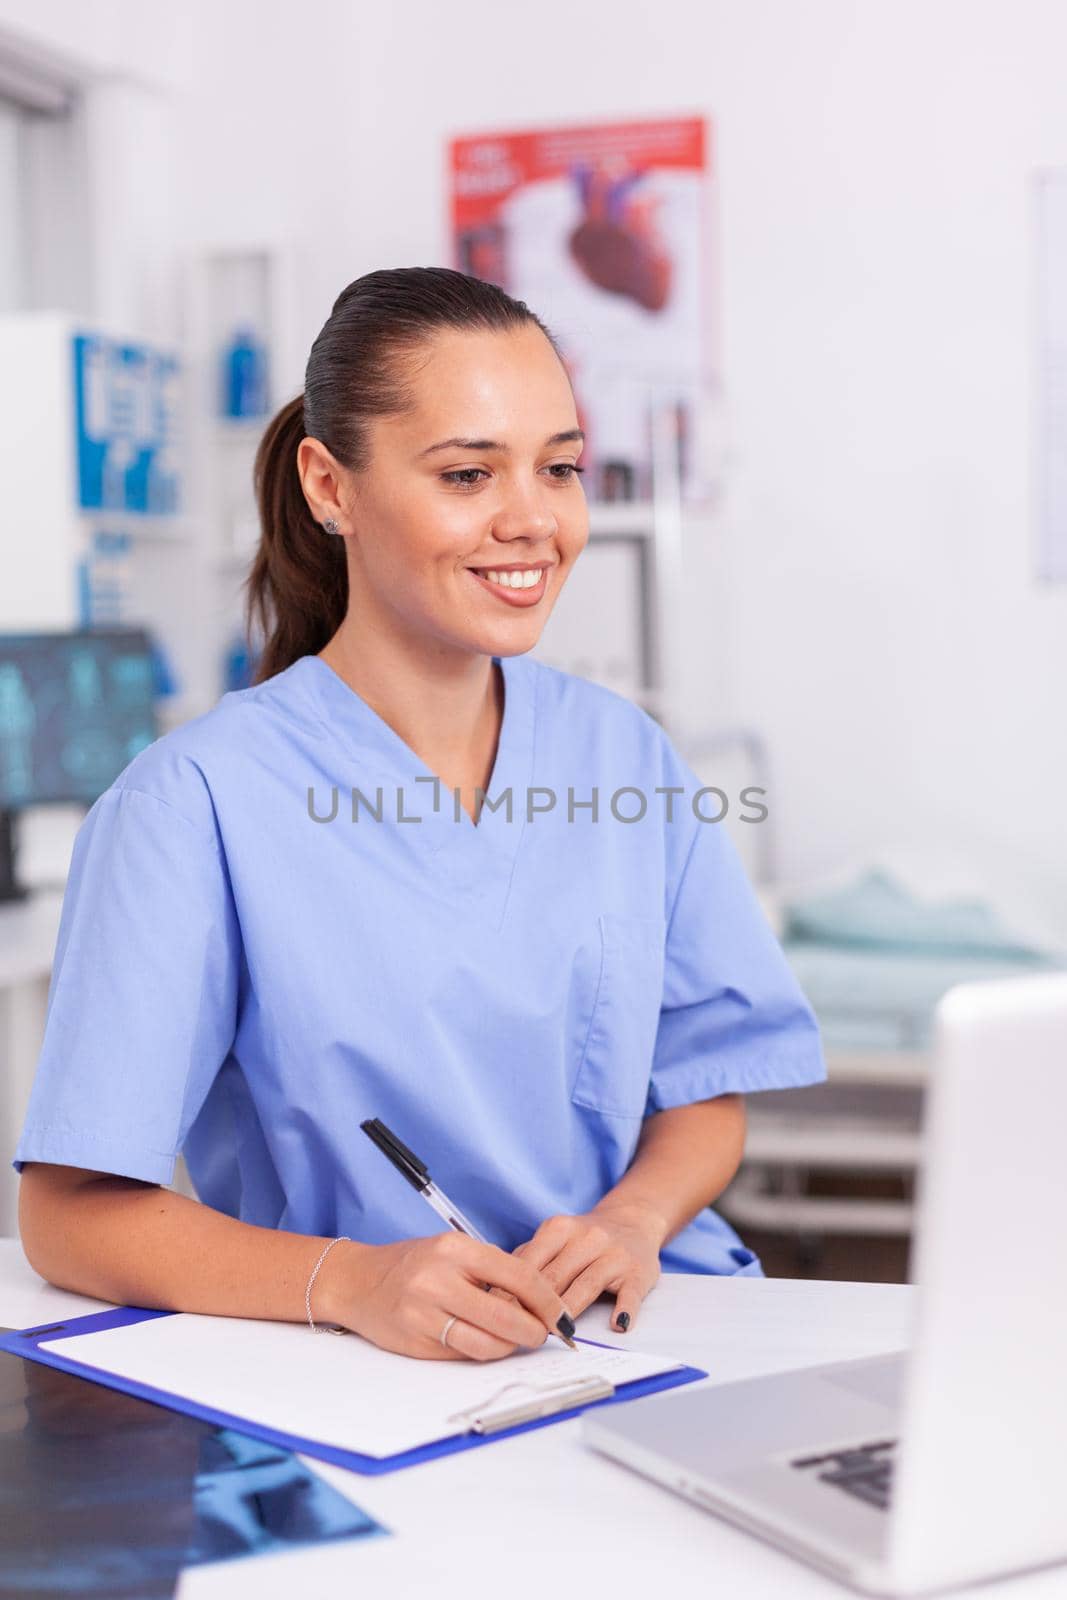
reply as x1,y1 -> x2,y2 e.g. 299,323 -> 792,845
450,116 -> 717,502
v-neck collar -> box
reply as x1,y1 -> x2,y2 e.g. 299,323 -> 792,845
299,649 -> 531,818
294,652 -> 537,915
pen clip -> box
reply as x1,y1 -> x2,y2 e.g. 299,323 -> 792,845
449,1375 -> 616,1436
360,1118 -> 430,1190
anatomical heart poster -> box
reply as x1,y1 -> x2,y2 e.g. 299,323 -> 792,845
449,116 -> 718,505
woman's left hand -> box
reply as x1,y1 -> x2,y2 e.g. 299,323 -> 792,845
512,1202 -> 666,1334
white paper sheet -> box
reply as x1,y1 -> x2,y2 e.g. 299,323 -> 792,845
51,1315 -> 683,1458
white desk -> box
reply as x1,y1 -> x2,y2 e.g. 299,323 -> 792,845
1,1242 -> 1062,1599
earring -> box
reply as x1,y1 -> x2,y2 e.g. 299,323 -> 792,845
322,518 -> 339,536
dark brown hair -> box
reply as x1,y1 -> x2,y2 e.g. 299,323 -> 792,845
247,266 -> 560,683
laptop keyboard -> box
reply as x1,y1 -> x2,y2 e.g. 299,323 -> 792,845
790,1439 -> 897,1511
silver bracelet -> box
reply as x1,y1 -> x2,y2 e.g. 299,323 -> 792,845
306,1235 -> 351,1334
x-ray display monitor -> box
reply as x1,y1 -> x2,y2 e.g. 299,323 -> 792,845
0,629 -> 159,808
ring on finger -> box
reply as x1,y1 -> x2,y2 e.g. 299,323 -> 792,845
440,1314 -> 459,1349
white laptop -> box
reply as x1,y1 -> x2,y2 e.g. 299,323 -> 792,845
584,972 -> 1067,1596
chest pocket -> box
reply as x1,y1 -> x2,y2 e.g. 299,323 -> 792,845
572,913 -> 666,1119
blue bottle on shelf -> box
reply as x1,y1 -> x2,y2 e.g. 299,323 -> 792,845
224,632 -> 259,693
222,326 -> 269,418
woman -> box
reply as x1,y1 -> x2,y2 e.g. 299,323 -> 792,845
16,268 -> 825,1362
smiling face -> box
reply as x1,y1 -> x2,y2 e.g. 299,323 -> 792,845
301,322 -> 589,664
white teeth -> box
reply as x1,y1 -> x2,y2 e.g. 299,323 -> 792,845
481,568 -> 544,589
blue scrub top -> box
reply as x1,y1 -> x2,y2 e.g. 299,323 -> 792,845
14,653 -> 826,1276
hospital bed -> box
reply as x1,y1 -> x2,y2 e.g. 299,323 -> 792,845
677,729 -> 1064,1263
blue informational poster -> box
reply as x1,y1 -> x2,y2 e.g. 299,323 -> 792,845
76,529 -> 132,627
72,334 -> 181,515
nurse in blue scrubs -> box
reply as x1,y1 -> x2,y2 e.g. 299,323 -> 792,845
15,267 -> 826,1361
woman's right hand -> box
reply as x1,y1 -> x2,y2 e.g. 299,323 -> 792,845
316,1232 -> 576,1361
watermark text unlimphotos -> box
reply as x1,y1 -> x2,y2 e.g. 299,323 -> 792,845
306,777 -> 769,826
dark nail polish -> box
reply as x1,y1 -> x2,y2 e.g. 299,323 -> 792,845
615,1311 -> 631,1332
557,1312 -> 576,1341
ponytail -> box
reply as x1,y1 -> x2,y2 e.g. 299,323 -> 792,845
246,395 -> 348,685
244,267 -> 560,684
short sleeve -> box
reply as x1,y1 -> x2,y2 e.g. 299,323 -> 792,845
13,784 -> 240,1186
646,790 -> 827,1114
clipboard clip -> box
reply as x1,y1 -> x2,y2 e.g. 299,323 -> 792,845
448,1374 -> 616,1436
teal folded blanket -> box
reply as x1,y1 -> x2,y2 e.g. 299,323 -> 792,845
782,867 -> 1055,961
780,868 -> 1065,1051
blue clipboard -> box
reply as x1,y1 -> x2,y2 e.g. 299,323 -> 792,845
0,1308 -> 707,1477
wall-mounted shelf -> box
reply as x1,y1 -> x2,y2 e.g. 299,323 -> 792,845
182,244 -> 298,709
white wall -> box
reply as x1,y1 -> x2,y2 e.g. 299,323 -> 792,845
2,0 -> 1065,942
164,0 -> 379,396
336,0 -> 1067,944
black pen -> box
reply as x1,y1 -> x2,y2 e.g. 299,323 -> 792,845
360,1117 -> 578,1350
